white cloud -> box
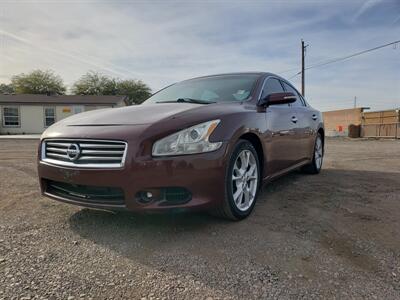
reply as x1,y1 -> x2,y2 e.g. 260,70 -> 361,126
352,0 -> 383,21
0,0 -> 399,111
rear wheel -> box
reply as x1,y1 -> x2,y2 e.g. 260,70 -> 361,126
213,140 -> 260,220
301,133 -> 323,174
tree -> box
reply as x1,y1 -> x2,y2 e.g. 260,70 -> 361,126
0,83 -> 14,94
72,71 -> 152,105
72,71 -> 118,95
11,70 -> 66,94
117,79 -> 152,105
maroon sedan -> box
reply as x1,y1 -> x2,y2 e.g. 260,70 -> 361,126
38,73 -> 324,220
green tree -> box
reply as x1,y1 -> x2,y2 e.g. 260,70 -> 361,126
117,79 -> 152,105
11,70 -> 66,94
72,71 -> 152,105
72,71 -> 118,95
0,83 -> 14,94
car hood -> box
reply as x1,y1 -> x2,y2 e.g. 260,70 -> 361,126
42,101 -> 259,144
60,103 -> 205,126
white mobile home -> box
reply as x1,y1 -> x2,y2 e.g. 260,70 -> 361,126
0,94 -> 127,135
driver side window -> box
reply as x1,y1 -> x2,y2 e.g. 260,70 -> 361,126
261,78 -> 288,107
281,82 -> 304,107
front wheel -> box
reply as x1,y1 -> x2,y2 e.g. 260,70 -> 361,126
213,140 -> 261,220
301,133 -> 324,174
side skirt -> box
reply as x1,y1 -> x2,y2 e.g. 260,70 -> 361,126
261,160 -> 310,185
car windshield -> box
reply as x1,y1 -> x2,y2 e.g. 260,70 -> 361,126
143,74 -> 260,104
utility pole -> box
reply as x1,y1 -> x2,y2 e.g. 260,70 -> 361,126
301,39 -> 308,97
354,96 -> 357,108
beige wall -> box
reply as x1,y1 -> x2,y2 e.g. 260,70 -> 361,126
0,104 -> 114,134
323,108 -> 363,137
85,105 -> 110,111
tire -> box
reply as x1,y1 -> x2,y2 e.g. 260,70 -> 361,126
213,140 -> 261,220
301,133 -> 324,174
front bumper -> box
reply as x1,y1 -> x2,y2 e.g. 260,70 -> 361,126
38,143 -> 229,212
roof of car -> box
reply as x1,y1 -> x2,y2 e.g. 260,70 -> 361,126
187,72 -> 275,80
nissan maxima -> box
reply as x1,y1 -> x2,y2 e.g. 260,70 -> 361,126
38,72 -> 324,220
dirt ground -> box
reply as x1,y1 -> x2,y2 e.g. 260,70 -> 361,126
0,138 -> 399,299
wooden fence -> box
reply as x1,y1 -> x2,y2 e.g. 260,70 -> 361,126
361,109 -> 400,138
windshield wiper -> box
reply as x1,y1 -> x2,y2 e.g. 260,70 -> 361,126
156,98 -> 216,105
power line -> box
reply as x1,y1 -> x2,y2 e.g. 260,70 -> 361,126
276,67 -> 301,74
306,40 -> 400,70
288,71 -> 301,80
286,39 -> 400,80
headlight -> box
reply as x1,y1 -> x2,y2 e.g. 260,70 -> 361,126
152,120 -> 222,156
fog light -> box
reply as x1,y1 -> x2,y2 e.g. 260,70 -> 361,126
136,189 -> 162,203
136,188 -> 191,205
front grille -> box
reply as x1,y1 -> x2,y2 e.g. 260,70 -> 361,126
41,139 -> 127,168
45,179 -> 125,206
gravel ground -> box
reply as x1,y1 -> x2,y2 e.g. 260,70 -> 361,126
0,138 -> 399,299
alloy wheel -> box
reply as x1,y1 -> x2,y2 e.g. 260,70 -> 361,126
231,150 -> 258,211
315,136 -> 323,170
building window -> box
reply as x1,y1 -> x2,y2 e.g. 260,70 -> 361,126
44,107 -> 56,127
2,106 -> 20,127
73,105 -> 84,114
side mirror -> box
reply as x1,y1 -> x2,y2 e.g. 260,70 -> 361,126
258,92 -> 297,107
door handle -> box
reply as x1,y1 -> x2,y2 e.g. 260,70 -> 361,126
291,116 -> 298,123
312,114 -> 318,121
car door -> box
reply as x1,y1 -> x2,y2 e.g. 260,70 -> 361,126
297,94 -> 319,161
261,77 -> 299,175
281,81 -> 313,163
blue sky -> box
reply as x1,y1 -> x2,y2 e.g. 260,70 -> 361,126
0,0 -> 399,111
